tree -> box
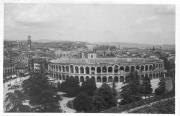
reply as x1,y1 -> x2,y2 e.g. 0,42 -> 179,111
5,90 -> 32,112
80,78 -> 97,96
95,83 -> 116,109
59,77 -> 80,97
73,92 -> 93,112
91,95 -> 106,112
155,77 -> 166,95
22,71 -> 61,112
139,75 -> 152,100
120,71 -> 141,104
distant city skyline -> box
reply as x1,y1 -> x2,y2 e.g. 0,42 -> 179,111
5,4 -> 175,45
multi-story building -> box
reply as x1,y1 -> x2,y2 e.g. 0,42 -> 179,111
48,52 -> 165,83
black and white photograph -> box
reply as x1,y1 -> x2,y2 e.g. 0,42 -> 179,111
2,1 -> 176,114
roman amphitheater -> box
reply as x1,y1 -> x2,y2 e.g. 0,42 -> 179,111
48,52 -> 165,83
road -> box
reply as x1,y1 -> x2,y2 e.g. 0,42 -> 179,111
57,92 -> 76,113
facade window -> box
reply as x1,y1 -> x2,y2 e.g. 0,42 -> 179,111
97,76 -> 101,82
131,66 -> 135,72
86,76 -> 89,80
145,65 -> 148,71
75,66 -> 79,73
120,66 -> 124,71
80,67 -> 84,73
108,67 -> 112,73
136,65 -> 140,70
141,65 -> 144,71
70,65 -> 74,73
108,76 -> 113,82
102,76 -> 107,83
97,67 -> 101,73
66,66 -> 69,72
86,67 -> 90,74
80,76 -> 84,82
114,76 -> 118,82
120,76 -> 124,82
114,65 -> 118,73
125,66 -> 130,72
102,66 -> 107,73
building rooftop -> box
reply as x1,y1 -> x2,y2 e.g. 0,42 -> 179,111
50,57 -> 163,65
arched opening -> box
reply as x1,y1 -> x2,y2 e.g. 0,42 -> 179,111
120,66 -> 124,71
75,66 -> 79,73
108,67 -> 112,73
120,76 -> 124,82
91,76 -> 95,81
86,67 -> 90,74
114,65 -> 118,73
97,76 -> 101,82
149,65 -> 153,71
145,74 -> 148,78
136,65 -> 140,70
102,76 -> 107,83
59,66 -> 61,71
70,65 -> 74,73
80,67 -> 84,73
80,76 -> 84,82
108,76 -> 113,82
66,66 -> 69,72
62,75 -> 65,80
97,67 -> 101,73
141,65 -> 144,71
86,76 -> 89,80
153,64 -> 155,70
70,76 -> 73,78
130,66 -> 135,72
156,73 -> 159,78
75,76 -> 79,81
62,66 -> 65,72
59,74 -> 62,80
91,67 -> 95,71
114,76 -> 118,82
102,66 -> 107,73
145,65 -> 148,71
125,66 -> 130,72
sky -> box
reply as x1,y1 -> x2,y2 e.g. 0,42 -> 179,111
4,4 -> 175,45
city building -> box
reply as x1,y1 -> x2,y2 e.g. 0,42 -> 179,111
48,52 -> 165,83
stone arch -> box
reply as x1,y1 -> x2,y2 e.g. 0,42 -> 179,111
130,66 -> 135,72
91,67 -> 95,71
85,67 -> 90,74
149,65 -> 153,71
136,65 -> 140,70
141,65 -> 144,71
156,73 -> 159,78
108,76 -> 113,82
102,66 -> 107,73
70,65 -> 74,73
86,76 -> 89,80
97,67 -> 101,73
120,76 -> 124,82
114,65 -> 118,73
59,74 -> 62,80
66,66 -> 69,72
80,66 -> 84,73
75,76 -> 79,81
125,66 -> 130,72
97,76 -> 101,82
62,74 -> 65,80
80,76 -> 84,82
120,66 -> 124,71
91,76 -> 95,81
62,66 -> 65,72
153,73 -> 156,79
108,67 -> 113,73
114,76 -> 118,82
70,75 -> 73,78
75,66 -> 79,73
102,76 -> 107,83
59,65 -> 61,71
145,65 -> 148,71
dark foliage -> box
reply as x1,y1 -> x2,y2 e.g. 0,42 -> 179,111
59,77 -> 80,97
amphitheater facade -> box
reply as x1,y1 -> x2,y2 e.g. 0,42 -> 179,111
48,53 -> 165,83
